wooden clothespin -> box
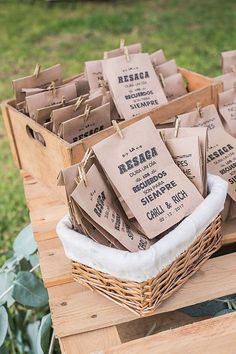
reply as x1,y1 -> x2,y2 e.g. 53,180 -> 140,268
33,63 -> 41,78
160,130 -> 166,142
112,119 -> 123,138
76,163 -> 87,187
124,46 -> 130,62
159,72 -> 166,88
48,81 -> 56,97
196,102 -> 203,118
174,117 -> 180,138
84,104 -> 92,121
120,38 -> 125,49
74,96 -> 85,111
231,65 -> 236,75
61,96 -> 66,106
82,148 -> 94,166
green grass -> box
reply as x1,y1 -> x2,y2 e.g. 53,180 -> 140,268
0,0 -> 236,264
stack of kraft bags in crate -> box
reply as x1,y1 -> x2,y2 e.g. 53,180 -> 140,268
11,42 -> 236,251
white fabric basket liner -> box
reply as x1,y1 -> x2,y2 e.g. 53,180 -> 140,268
57,174 -> 228,283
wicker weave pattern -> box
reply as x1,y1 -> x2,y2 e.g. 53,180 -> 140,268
72,215 -> 222,316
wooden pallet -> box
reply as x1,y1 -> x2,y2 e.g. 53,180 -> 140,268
22,171 -> 236,354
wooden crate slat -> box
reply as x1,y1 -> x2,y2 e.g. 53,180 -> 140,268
59,327 -> 121,354
48,252 -> 236,338
99,311 -> 236,354
222,219 -> 236,245
38,238 -> 73,288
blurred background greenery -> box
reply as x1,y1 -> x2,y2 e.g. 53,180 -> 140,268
0,0 -> 236,264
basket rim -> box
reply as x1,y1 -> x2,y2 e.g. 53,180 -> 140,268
57,174 -> 227,282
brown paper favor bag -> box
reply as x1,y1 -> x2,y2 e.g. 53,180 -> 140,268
214,72 -> 236,91
65,73 -> 90,96
218,88 -> 236,138
105,43 -> 142,59
58,155 -> 111,245
85,60 -> 103,91
26,83 -> 77,118
60,102 -> 111,143
102,53 -> 167,120
221,50 -> 236,74
162,73 -> 187,101
93,116 -> 203,239
51,94 -> 103,134
150,49 -> 166,67
35,95 -> 89,125
157,126 -> 208,197
228,198 -> 236,220
13,64 -> 62,103
71,163 -> 150,252
206,128 -> 236,201
157,59 -> 178,78
221,195 -> 231,222
178,105 -> 236,201
89,87 -> 121,121
178,104 -> 224,131
165,136 -> 204,195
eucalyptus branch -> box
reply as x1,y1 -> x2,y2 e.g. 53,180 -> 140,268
48,331 -> 55,354
0,263 -> 40,302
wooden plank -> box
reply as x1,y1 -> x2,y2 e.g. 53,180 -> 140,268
48,252 -> 236,338
100,311 -> 236,354
39,239 -> 72,287
222,219 -> 236,245
1,100 -> 21,168
59,327 -> 121,354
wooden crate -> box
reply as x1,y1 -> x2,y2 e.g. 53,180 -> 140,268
22,171 -> 236,354
2,68 -> 217,201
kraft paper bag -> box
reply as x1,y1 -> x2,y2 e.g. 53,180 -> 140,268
26,83 -> 77,118
214,72 -> 236,91
150,49 -> 166,67
157,59 -> 178,78
85,60 -> 103,91
102,53 -> 167,120
35,96 -> 86,125
218,89 -> 236,138
60,102 -> 111,143
90,87 -> 121,121
221,195 -> 231,221
68,74 -> 90,96
178,104 -> 236,201
157,126 -> 208,197
51,94 -> 103,134
228,198 -> 236,220
165,136 -> 204,195
93,116 -> 203,239
221,50 -> 236,74
71,163 -> 150,252
13,64 -> 62,103
162,73 -> 187,101
105,42 -> 142,59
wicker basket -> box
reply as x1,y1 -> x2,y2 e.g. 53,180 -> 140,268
71,215 -> 221,316
57,174 -> 227,316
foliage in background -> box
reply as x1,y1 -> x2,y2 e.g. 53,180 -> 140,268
1,0 -> 236,263
0,225 -> 60,354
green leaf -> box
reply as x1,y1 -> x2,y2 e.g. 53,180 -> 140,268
0,342 -> 9,354
0,272 -> 15,306
13,225 -> 37,260
27,320 -> 40,354
0,306 -> 8,347
29,253 -> 39,268
12,272 -> 48,308
37,314 -> 52,354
